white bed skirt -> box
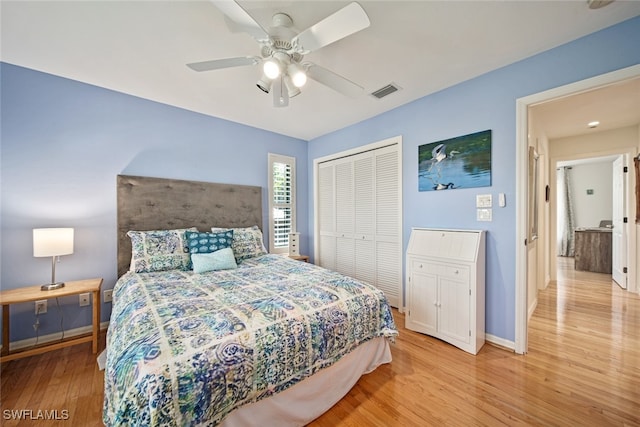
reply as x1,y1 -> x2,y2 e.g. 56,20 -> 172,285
219,337 -> 392,427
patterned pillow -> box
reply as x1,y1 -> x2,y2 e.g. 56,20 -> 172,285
127,228 -> 196,273
211,225 -> 267,262
191,248 -> 238,273
184,230 -> 234,254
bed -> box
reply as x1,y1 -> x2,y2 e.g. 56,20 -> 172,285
103,175 -> 398,426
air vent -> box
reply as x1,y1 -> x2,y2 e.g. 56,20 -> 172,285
370,83 -> 401,99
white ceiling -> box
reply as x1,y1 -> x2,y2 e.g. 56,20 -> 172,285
2,0 -> 640,141
530,76 -> 640,140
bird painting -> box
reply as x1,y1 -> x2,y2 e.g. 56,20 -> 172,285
418,130 -> 492,192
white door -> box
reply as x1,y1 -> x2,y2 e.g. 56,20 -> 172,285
406,264 -> 438,336
438,275 -> 471,345
318,163 -> 336,270
354,153 -> 375,284
612,155 -> 626,288
315,139 -> 402,308
374,147 -> 402,308
335,159 -> 355,276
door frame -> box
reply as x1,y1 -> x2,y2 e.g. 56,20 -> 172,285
515,64 -> 640,354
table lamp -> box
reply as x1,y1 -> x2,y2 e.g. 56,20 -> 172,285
33,228 -> 74,291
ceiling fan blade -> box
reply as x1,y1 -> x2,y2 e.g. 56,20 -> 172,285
273,76 -> 289,108
187,56 -> 259,72
210,0 -> 270,42
306,63 -> 364,98
292,2 -> 370,54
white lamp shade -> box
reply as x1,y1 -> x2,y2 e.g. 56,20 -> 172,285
288,63 -> 307,88
263,59 -> 281,79
33,228 -> 74,257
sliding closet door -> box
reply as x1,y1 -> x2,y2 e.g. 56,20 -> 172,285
316,140 -> 402,308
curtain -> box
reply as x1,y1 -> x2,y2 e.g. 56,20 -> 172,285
557,167 -> 576,257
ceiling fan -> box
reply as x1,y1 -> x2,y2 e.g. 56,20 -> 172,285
187,1 -> 371,107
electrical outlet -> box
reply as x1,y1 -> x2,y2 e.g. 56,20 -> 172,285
103,289 -> 113,303
79,293 -> 90,307
35,300 -> 47,314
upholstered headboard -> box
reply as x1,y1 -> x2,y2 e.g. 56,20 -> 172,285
117,175 -> 262,277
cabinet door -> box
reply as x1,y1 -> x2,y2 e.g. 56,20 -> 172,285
438,275 -> 471,345
407,267 -> 438,336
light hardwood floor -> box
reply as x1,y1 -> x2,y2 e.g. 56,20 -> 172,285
1,257 -> 639,426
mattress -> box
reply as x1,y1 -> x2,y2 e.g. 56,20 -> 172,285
103,254 -> 397,426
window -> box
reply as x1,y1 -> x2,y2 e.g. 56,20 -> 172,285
268,153 -> 296,254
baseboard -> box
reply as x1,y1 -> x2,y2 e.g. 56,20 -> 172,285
2,321 -> 109,353
485,333 -> 515,351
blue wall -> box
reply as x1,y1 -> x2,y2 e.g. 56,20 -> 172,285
307,16 -> 640,343
2,16 -> 639,346
0,64 -> 307,341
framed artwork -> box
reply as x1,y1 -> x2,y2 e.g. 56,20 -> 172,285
418,129 -> 492,191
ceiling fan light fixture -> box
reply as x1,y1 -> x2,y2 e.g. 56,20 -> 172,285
288,63 -> 307,88
257,74 -> 272,93
284,75 -> 301,98
263,59 -> 281,79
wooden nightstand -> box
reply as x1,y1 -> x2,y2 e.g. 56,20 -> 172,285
0,278 -> 103,363
289,255 -> 310,262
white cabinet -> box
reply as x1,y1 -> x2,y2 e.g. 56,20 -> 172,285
406,228 -> 486,354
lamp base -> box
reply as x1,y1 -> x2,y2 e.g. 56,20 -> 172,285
41,282 -> 65,291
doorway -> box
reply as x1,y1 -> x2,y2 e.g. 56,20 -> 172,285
515,64 -> 640,354
555,155 -> 626,288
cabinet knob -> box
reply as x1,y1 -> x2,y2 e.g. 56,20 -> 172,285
454,270 -> 459,274
419,264 -> 423,268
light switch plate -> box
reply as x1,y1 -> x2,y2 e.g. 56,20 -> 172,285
477,208 -> 492,221
499,193 -> 506,207
476,194 -> 492,208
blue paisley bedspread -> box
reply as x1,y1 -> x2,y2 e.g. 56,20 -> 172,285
103,254 -> 397,426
